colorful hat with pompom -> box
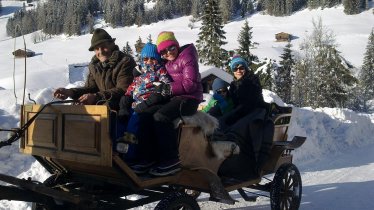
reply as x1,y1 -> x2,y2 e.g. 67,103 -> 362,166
156,31 -> 180,53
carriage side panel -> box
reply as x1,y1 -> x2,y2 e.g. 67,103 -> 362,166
20,105 -> 112,167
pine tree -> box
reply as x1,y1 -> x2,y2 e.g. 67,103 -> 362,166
123,1 -> 135,26
276,42 -> 295,103
359,29 -> 374,112
343,0 -> 361,14
219,0 -> 231,24
86,12 -> 94,34
292,18 -> 357,108
196,0 -> 227,68
323,0 -> 341,8
147,34 -> 153,43
257,59 -> 276,91
123,41 -> 134,56
265,0 -> 306,16
174,0 -> 191,15
0,0 -> 2,13
318,46 -> 357,107
134,36 -> 145,62
308,0 -> 322,9
191,0 -> 203,18
132,0 -> 145,27
236,20 -> 257,63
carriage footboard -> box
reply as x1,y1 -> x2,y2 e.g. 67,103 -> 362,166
273,136 -> 306,149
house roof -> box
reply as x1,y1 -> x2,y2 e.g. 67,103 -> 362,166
13,49 -> 35,53
200,67 -> 233,83
275,32 -> 290,36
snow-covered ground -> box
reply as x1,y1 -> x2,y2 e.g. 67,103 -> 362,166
0,1 -> 374,209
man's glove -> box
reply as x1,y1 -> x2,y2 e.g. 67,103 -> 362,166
154,82 -> 172,97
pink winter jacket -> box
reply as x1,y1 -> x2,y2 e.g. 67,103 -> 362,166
165,44 -> 203,102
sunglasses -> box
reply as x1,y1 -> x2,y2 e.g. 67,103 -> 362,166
160,46 -> 177,55
216,89 -> 227,94
233,66 -> 246,72
143,57 -> 157,62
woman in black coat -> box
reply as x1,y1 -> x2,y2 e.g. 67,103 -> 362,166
219,56 -> 265,130
215,56 -> 274,180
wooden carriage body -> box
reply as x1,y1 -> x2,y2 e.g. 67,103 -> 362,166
19,104 -> 294,192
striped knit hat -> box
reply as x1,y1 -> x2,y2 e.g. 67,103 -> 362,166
156,31 -> 180,53
141,42 -> 162,64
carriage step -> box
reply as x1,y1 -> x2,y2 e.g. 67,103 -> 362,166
273,136 -> 306,149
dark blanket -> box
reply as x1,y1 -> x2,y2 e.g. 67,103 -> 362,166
216,108 -> 274,180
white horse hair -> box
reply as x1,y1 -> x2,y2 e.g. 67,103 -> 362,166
173,111 -> 240,160
210,141 -> 240,160
173,111 -> 219,136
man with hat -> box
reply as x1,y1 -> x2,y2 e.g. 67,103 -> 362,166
54,28 -> 136,110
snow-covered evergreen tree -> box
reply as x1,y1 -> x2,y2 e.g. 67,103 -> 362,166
308,0 -> 322,9
323,0 -> 341,8
0,0 -> 2,13
196,0 -> 227,68
86,12 -> 94,34
147,34 -> 153,43
134,36 -> 145,62
255,59 -> 276,91
236,20 -> 257,63
265,0 -> 306,16
343,0 -> 361,15
219,0 -> 231,24
174,0 -> 191,16
135,2 -> 145,27
293,18 -> 357,108
276,42 -> 295,104
191,0 -> 203,18
359,29 -> 374,112
318,46 -> 357,107
123,41 -> 134,56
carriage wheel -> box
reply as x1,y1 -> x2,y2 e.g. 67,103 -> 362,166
154,191 -> 200,210
270,163 -> 302,210
172,186 -> 201,200
184,189 -> 201,199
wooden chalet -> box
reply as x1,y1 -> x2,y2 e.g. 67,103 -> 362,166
275,32 -> 291,42
12,49 -> 35,58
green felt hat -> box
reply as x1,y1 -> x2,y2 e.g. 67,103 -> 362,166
88,28 -> 116,51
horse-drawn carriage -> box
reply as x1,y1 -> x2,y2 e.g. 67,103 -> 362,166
0,101 -> 305,210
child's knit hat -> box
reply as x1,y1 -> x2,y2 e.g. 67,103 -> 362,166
141,42 -> 162,64
156,31 -> 180,53
229,56 -> 249,72
212,78 -> 229,93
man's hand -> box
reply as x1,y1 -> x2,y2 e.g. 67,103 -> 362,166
53,88 -> 73,100
78,93 -> 97,105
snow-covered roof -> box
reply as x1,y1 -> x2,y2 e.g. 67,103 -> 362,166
200,67 -> 233,83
